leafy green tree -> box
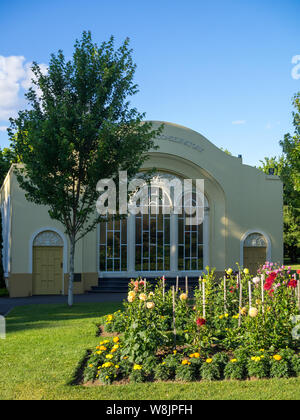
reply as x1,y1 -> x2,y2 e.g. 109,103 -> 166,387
9,31 -> 162,305
280,93 -> 300,193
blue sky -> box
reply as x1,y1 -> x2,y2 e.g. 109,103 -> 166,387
0,0 -> 299,166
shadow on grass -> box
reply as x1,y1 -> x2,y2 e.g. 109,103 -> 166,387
6,302 -> 123,334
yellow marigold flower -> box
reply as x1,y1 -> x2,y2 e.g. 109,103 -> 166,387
115,365 -> 119,369
219,315 -> 224,320
89,364 -> 93,368
139,293 -> 147,301
173,350 -> 177,355
105,354 -> 113,359
224,313 -> 229,318
232,314 -> 239,319
226,268 -> 233,275
113,336 -> 119,343
182,359 -> 189,365
99,346 -> 107,351
111,348 -> 117,353
206,358 -> 213,364
260,349 -> 265,352
273,354 -> 282,361
123,356 -> 128,359
194,353 -> 200,358
133,364 -> 142,370
96,351 -> 102,355
255,357 -> 261,362
189,353 -> 194,358
180,293 -> 188,301
251,357 -> 256,361
230,359 -> 237,363
107,314 -> 113,322
243,268 -> 249,275
105,375 -> 109,379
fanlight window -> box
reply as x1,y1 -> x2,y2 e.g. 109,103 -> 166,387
135,184 -> 171,271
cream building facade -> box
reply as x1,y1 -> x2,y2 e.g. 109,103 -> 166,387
0,122 -> 283,297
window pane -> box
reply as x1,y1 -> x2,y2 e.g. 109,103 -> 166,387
136,217 -> 141,244
100,223 -> 106,244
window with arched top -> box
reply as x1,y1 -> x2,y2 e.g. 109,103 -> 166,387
243,232 -> 268,274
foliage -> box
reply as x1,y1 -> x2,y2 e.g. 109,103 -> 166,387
224,359 -> 247,380
200,359 -> 221,381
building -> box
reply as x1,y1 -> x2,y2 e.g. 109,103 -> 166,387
0,121 -> 283,297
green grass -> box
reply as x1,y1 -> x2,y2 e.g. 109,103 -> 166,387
0,303 -> 300,400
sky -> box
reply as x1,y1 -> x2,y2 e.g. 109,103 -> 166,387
0,0 -> 299,166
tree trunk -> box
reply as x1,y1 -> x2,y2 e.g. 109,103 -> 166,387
68,235 -> 76,306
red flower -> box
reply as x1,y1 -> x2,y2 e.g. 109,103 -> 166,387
288,279 -> 297,288
139,280 -> 145,285
196,318 -> 206,327
264,281 -> 273,291
297,270 -> 300,275
268,289 -> 274,296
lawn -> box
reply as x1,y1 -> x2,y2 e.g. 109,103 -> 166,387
0,302 -> 299,400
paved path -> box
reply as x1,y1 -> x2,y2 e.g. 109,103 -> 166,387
0,293 -> 126,316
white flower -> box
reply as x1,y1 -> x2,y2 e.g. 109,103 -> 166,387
146,301 -> 155,309
252,277 -> 260,285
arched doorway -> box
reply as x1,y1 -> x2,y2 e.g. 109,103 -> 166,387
32,230 -> 64,295
242,232 -> 268,275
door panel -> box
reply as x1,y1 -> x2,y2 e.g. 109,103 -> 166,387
33,246 -> 63,295
244,247 -> 266,275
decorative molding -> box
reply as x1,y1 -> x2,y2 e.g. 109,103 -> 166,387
156,134 -> 204,153
244,233 -> 267,248
33,230 -> 64,246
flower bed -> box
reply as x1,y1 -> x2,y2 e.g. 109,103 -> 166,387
83,263 -> 300,384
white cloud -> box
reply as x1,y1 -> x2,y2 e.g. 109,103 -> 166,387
0,55 -> 47,121
0,125 -> 8,132
232,120 -> 246,125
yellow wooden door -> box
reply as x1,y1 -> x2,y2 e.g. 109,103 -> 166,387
244,247 -> 266,275
33,246 -> 63,295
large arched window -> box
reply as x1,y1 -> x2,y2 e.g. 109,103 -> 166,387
135,185 -> 171,271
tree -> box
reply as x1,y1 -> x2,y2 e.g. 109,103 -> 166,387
280,93 -> 300,193
258,93 -> 300,263
9,31 -> 162,305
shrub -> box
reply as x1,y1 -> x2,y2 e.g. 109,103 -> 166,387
224,359 -> 247,380
175,361 -> 198,381
212,352 -> 229,377
291,355 -> 300,376
200,358 -> 221,381
270,356 -> 291,379
247,356 -> 270,379
129,365 -> 146,383
154,363 -> 174,381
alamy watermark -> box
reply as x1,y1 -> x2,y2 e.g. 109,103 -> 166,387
0,315 -> 5,339
96,171 -> 205,226
291,55 -> 300,80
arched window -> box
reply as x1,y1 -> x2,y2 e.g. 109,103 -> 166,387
135,180 -> 171,271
